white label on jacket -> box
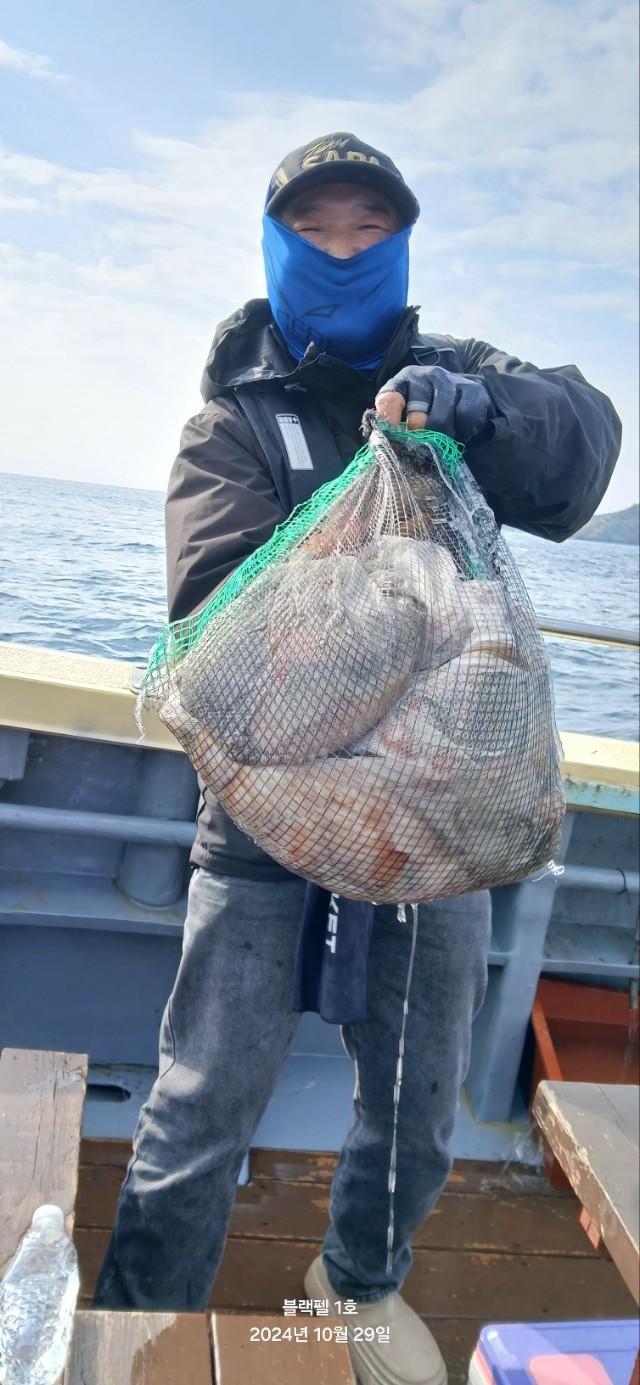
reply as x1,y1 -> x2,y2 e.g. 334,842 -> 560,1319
325,893 -> 340,955
275,413 -> 314,471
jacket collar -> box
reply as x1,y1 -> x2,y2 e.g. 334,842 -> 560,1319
200,298 -> 445,402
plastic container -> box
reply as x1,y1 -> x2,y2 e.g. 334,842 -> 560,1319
0,1204 -> 80,1385
468,1320 -> 639,1385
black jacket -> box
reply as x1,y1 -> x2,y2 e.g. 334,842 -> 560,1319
165,299 -> 621,877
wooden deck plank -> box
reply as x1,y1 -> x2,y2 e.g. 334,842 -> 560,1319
533,1081 -> 640,1303
212,1240 -> 638,1321
230,1182 -> 587,1257
248,1148 -> 339,1184
247,1147 -> 571,1195
80,1138 -> 132,1170
63,1310 -> 212,1383
76,1166 -> 590,1257
211,1312 -> 355,1382
75,1230 -> 636,1320
0,1047 -> 88,1275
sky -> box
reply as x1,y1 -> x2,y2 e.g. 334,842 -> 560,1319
1,0 -> 638,512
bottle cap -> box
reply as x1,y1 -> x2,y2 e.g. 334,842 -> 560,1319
32,1205 -> 65,1231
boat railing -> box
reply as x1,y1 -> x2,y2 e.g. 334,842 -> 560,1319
537,616 -> 639,650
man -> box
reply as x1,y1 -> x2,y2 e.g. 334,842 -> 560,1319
95,134 -> 621,1385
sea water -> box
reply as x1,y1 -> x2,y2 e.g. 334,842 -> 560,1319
0,471 -> 638,741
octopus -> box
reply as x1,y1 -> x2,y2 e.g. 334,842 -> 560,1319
174,537 -> 473,767
362,536 -> 474,669
159,523 -> 565,902
455,578 -> 521,664
219,752 -> 473,902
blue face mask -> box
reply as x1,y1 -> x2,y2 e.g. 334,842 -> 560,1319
262,212 -> 411,373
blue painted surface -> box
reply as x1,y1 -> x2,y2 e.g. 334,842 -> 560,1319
83,1058 -> 539,1165
565,776 -> 639,816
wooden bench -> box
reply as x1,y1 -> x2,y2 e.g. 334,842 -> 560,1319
533,1080 -> 639,1303
63,1311 -> 355,1383
0,1045 -> 355,1382
533,1080 -> 639,1385
0,1046 -> 88,1276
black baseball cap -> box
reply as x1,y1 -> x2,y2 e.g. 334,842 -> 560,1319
265,132 -> 420,226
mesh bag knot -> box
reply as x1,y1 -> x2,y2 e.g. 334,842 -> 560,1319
139,417 -> 565,902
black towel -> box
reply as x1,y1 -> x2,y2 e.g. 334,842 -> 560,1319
292,882 -> 375,1024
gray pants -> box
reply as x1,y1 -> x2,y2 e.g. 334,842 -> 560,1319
94,868 -> 491,1310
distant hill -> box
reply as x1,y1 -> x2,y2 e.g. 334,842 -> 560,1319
577,503 -> 639,545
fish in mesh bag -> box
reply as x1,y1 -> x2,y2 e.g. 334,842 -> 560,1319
138,412 -> 565,902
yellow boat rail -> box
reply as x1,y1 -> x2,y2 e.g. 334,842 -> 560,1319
537,616 -> 638,650
0,637 -> 637,816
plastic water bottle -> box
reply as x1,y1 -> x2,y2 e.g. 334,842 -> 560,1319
0,1205 -> 79,1385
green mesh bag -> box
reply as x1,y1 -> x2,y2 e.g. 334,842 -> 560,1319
138,415 -> 565,902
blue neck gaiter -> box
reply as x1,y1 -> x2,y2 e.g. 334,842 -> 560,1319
262,213 -> 411,373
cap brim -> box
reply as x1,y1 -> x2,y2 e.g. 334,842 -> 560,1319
266,161 -> 420,226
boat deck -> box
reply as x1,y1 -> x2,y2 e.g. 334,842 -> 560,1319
76,1141 -> 637,1384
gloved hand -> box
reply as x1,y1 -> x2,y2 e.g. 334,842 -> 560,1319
375,365 -> 494,443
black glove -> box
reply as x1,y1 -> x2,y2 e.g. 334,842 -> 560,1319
377,364 -> 494,443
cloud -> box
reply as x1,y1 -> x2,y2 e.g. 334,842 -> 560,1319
0,37 -> 69,84
351,0 -> 638,237
0,192 -> 40,211
0,0 -> 637,508
356,0 -> 637,107
0,150 -> 64,185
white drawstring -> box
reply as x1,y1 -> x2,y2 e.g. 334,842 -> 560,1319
530,859 -> 565,882
386,902 -> 418,1274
